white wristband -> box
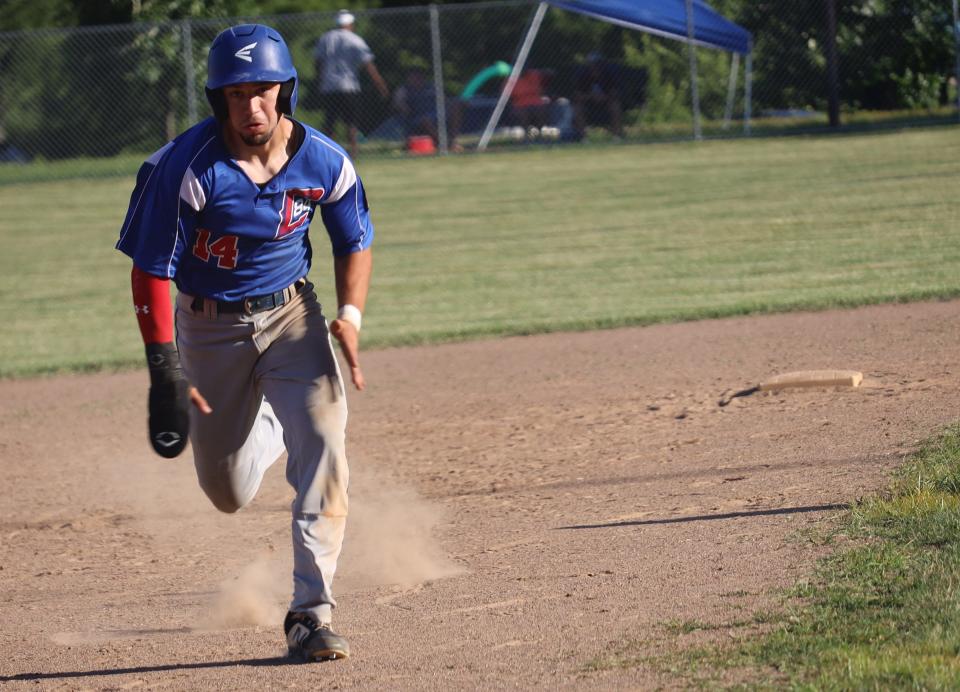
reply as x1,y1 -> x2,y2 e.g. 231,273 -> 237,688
337,304 -> 362,331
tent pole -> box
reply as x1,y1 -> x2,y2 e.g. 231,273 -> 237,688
429,4 -> 448,155
477,1 -> 548,151
685,0 -> 702,140
722,52 -> 739,130
744,47 -> 753,135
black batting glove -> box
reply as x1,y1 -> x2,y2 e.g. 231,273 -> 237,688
145,342 -> 190,458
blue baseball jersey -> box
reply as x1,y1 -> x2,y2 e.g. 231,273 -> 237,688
116,116 -> 373,301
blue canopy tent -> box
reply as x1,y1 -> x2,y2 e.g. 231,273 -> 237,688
551,0 -> 750,54
475,0 -> 753,149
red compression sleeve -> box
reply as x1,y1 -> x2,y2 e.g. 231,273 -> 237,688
131,266 -> 174,344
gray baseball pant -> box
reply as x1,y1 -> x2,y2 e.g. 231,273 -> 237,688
174,281 -> 348,625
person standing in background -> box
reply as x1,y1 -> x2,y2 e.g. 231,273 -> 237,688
314,9 -> 389,158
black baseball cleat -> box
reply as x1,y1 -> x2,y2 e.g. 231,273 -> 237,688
284,611 -> 350,661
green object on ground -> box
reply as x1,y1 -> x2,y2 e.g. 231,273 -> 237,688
460,61 -> 512,99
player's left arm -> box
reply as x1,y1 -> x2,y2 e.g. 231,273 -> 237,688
331,248 -> 372,390
319,153 -> 375,390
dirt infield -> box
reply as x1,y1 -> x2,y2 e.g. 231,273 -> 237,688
2,300 -> 959,690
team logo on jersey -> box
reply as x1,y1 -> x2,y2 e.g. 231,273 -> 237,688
276,188 -> 325,238
234,42 -> 257,63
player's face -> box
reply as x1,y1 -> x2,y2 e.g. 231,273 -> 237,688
224,82 -> 282,146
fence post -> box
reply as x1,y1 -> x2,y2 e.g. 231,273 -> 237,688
824,0 -> 841,127
744,47 -> 752,135
953,0 -> 960,121
722,52 -> 740,130
685,0 -> 702,141
430,5 -> 448,154
182,19 -> 198,126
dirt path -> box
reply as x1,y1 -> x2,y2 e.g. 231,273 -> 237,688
2,301 -> 959,690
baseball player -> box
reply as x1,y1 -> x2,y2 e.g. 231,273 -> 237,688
116,23 -> 373,661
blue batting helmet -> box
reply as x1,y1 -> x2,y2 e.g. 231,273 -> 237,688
205,24 -> 298,119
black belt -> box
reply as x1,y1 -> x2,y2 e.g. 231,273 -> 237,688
190,281 -> 306,316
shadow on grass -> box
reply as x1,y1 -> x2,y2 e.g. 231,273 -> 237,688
558,503 -> 846,530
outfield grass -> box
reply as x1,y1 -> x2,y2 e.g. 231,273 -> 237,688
0,126 -> 957,377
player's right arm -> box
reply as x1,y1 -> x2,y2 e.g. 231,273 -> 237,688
130,266 -> 211,459
117,130 -> 217,457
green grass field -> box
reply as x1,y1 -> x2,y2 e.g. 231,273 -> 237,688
0,126 -> 957,377
652,426 -> 960,689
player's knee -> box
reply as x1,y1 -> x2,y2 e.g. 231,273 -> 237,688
210,494 -> 244,514
197,475 -> 255,514
201,486 -> 242,513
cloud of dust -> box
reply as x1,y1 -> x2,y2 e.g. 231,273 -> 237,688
99,436 -> 463,618
204,555 -> 289,628
102,440 -> 217,542
341,478 -> 465,589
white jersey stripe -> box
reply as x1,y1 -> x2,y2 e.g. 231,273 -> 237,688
166,136 -> 216,277
179,167 -> 207,212
352,177 -> 366,252
308,134 -> 369,254
146,141 -> 174,166
329,159 -> 358,203
327,158 -> 357,203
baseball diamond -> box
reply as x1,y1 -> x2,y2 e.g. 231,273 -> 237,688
3,300 -> 960,686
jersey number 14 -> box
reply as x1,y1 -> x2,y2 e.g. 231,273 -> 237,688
193,229 -> 239,269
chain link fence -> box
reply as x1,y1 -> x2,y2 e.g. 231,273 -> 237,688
0,1 -> 958,176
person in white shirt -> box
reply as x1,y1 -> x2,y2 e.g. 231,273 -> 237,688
314,10 -> 389,157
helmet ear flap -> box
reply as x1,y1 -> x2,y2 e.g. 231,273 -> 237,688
278,78 -> 297,116
206,87 -> 228,121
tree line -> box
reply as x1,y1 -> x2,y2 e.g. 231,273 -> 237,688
0,0 -> 956,160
